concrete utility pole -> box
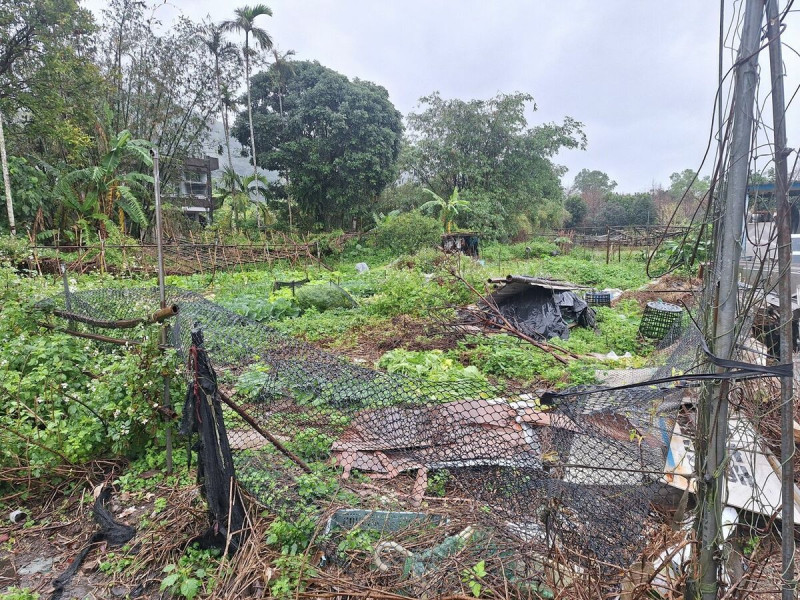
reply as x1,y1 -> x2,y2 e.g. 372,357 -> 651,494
0,110 -> 16,236
765,1 -> 796,597
697,0 -> 763,597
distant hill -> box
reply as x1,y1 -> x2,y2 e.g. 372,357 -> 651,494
203,119 -> 277,183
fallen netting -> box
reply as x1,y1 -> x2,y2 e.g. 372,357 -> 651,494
35,286 -> 713,583
49,487 -> 135,600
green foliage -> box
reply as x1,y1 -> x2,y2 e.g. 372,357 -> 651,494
336,527 -> 378,558
657,225 -> 712,271
458,335 -> 563,384
572,169 -> 617,195
286,428 -> 335,462
426,469 -> 451,497
597,192 -> 657,227
0,589 -> 39,600
564,195 -> 587,228
269,551 -> 317,598
160,545 -> 222,600
0,266 -> 180,477
295,283 -> 356,312
225,296 -> 300,322
405,91 -> 586,236
99,550 -> 134,574
373,211 -> 443,254
56,130 -> 153,239
1,0 -> 101,167
461,560 -> 487,598
668,169 -> 710,202
366,270 -> 469,318
235,365 -> 272,401
419,186 -> 469,233
377,349 -> 486,383
240,60 -> 404,229
454,190 -> 509,241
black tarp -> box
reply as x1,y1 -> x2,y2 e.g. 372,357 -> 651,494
486,282 -> 595,341
180,324 -> 246,553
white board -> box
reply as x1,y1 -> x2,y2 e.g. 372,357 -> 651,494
664,416 -> 800,521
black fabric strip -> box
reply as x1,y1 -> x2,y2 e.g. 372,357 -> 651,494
541,339 -> 792,403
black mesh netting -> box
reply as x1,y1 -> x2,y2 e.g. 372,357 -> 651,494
36,286 -> 705,590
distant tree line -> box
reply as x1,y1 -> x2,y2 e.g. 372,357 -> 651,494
1,0 -> 725,245
562,168 -> 711,230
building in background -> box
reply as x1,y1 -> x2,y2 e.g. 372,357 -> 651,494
165,156 -> 220,226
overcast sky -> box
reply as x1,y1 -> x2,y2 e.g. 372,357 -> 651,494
84,0 -> 800,193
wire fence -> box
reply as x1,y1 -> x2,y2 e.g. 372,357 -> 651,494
33,285 -> 719,596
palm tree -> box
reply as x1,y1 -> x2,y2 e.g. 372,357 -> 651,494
269,47 -> 295,118
200,24 -> 240,172
268,47 -> 296,229
420,187 -> 470,233
215,166 -> 272,231
222,4 -> 273,185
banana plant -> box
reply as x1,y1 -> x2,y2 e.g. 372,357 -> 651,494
419,186 -> 469,233
58,130 -> 153,234
214,166 -> 274,230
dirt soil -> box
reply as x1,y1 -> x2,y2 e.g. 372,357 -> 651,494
1,465 -> 204,600
617,273 -> 700,309
318,314 -> 459,365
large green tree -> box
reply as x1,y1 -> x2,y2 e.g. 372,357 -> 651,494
0,0 -> 103,163
572,169 -> 617,195
597,192 -> 656,227
235,60 -> 404,229
403,92 -> 585,236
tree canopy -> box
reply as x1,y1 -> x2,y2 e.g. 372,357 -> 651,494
235,60 -> 404,229
572,169 -> 617,195
401,92 -> 586,238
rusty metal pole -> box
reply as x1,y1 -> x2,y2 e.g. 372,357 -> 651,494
153,148 -> 173,474
766,1 -> 796,597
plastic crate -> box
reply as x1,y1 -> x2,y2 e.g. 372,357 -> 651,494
585,291 -> 612,307
639,301 -> 683,340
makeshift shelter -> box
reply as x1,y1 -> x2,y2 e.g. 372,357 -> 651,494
442,232 -> 480,257
483,276 -> 596,340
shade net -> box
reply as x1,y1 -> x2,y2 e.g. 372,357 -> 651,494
37,286 -> 704,594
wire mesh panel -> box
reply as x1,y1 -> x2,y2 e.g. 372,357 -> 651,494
36,286 -> 697,593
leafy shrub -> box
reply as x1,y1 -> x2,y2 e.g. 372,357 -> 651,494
0,266 -> 180,477
455,192 -> 510,242
377,349 -> 485,382
366,270 -> 470,317
295,283 -> 356,312
224,296 -> 300,322
373,211 -> 442,254
160,545 -> 222,600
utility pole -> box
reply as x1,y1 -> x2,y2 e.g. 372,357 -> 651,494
765,1 -> 796,597
696,0 -> 763,597
0,110 -> 15,236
